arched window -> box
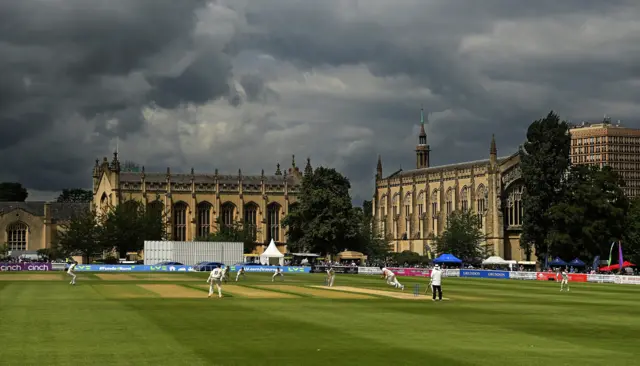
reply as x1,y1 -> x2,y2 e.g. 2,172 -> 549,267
431,190 -> 438,234
445,188 -> 453,217
197,202 -> 212,238
7,222 -> 28,251
506,185 -> 524,227
404,193 -> 412,236
392,194 -> 399,216
99,193 -> 109,214
460,186 -> 469,212
378,196 -> 386,238
221,202 -> 235,229
244,203 -> 258,241
417,191 -> 425,238
173,202 -> 187,241
476,185 -> 487,229
267,203 -> 280,242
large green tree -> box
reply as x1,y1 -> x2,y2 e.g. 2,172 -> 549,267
55,207 -> 106,263
434,210 -> 489,262
356,200 -> 391,261
547,165 -> 628,260
56,188 -> 93,203
0,182 -> 28,202
282,167 -> 360,255
622,198 -> 640,267
198,217 -> 257,254
101,200 -> 166,258
520,111 -> 571,261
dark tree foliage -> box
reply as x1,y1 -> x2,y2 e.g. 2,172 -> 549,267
56,188 -> 93,203
434,210 -> 489,262
282,167 -> 360,255
520,111 -> 571,261
547,165 -> 628,260
198,216 -> 258,254
101,200 -> 166,258
622,198 -> 640,267
55,207 -> 106,263
0,182 -> 28,202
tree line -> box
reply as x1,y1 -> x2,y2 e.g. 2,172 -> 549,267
521,111 -> 640,266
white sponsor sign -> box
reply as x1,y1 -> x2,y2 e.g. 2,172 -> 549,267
587,274 -> 616,283
443,269 -> 460,277
357,267 -> 383,275
510,271 -> 537,280
614,275 -> 640,285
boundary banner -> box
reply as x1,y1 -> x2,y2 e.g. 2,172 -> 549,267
614,276 -> 640,285
311,265 -> 358,274
229,265 -> 311,273
389,267 -> 431,277
509,271 -> 537,280
587,274 -> 616,283
0,262 -> 53,271
443,269 -> 460,277
536,272 -> 587,282
460,269 -> 509,279
72,264 -> 197,272
358,267 -> 382,275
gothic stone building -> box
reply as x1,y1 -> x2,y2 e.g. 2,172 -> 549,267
92,153 -> 310,253
0,202 -> 87,253
373,113 -> 529,261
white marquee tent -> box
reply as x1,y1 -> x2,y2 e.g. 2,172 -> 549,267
482,256 -> 508,265
260,239 -> 284,265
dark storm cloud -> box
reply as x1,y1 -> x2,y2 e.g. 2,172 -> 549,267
0,0 -> 234,191
2,0 -> 640,202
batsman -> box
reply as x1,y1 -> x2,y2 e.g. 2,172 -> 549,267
326,266 -> 336,287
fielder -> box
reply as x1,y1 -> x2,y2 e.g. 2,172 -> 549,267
557,268 -> 570,291
429,265 -> 443,301
326,267 -> 335,287
381,267 -> 404,290
67,261 -> 77,285
207,265 -> 223,298
221,265 -> 229,283
235,267 -> 246,282
272,266 -> 284,282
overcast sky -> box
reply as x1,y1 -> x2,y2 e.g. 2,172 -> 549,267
2,0 -> 639,204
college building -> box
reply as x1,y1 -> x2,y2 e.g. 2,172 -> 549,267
569,117 -> 640,197
92,153 -> 309,253
0,202 -> 87,253
373,110 -> 529,261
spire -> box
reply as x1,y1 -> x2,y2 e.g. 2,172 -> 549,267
304,157 -> 313,176
490,134 -> 497,155
110,150 -> 120,172
376,155 -> 383,180
292,155 -> 296,168
275,163 -> 282,175
418,107 -> 427,141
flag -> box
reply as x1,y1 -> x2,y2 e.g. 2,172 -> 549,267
608,242 -> 616,266
544,254 -> 549,270
618,241 -> 624,272
592,255 -> 600,270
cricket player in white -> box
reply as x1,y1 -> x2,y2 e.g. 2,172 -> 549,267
67,262 -> 77,285
221,266 -> 229,283
207,266 -> 223,298
557,269 -> 570,291
272,267 -> 284,282
429,265 -> 443,301
235,267 -> 246,282
326,267 -> 335,287
381,267 -> 404,290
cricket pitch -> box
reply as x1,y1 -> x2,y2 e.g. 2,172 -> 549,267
312,286 -> 435,300
261,285 -> 374,299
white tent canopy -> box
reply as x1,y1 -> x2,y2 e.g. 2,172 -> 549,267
482,256 -> 508,265
260,239 -> 284,265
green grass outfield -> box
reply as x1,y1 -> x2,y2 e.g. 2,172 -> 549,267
1,272 -> 639,366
